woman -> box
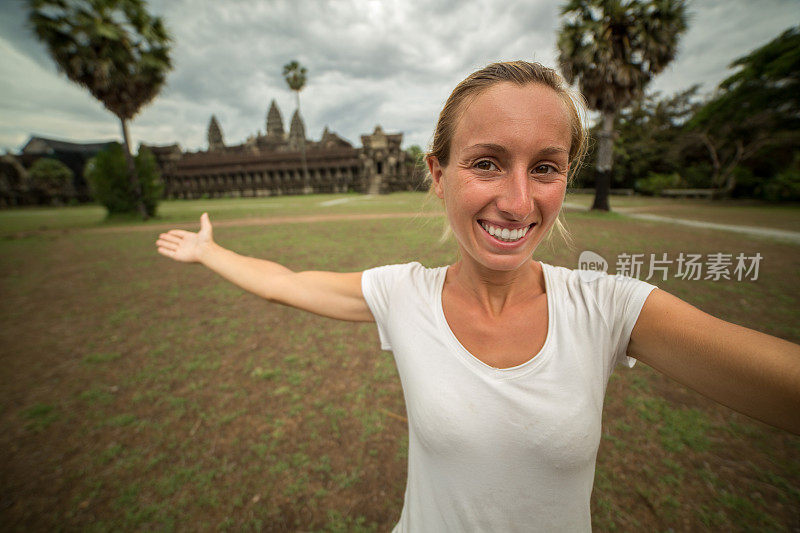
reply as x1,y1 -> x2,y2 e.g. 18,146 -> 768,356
156,61 -> 799,531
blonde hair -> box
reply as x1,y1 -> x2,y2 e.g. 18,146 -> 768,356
426,60 -> 587,245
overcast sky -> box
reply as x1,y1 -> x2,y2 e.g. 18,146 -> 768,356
1,0 -> 797,154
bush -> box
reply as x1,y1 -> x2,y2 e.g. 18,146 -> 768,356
729,166 -> 757,198
762,163 -> 800,202
84,143 -> 162,216
27,158 -> 74,203
681,163 -> 713,189
634,172 -> 683,196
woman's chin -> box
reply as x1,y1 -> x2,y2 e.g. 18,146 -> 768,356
462,249 -> 536,274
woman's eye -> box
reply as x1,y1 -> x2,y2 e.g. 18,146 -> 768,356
533,164 -> 556,174
474,160 -> 498,171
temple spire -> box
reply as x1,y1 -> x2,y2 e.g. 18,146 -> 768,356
288,109 -> 306,151
207,115 -> 225,151
266,99 -> 285,139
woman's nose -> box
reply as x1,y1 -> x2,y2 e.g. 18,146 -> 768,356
496,169 -> 533,220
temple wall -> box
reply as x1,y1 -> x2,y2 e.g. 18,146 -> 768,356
161,136 -> 421,199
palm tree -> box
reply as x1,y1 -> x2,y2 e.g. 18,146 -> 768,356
283,60 -> 311,194
558,0 -> 687,210
28,0 -> 172,219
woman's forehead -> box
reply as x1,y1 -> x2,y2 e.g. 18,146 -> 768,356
454,83 -> 571,142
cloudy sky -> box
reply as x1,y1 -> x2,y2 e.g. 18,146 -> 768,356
0,0 -> 797,154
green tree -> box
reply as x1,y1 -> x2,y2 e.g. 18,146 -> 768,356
558,0 -> 688,210
283,60 -> 310,193
85,143 -> 162,216
27,157 -> 74,203
405,144 -> 426,190
614,86 -> 702,188
689,26 -> 800,198
28,0 -> 172,219
406,145 -> 424,167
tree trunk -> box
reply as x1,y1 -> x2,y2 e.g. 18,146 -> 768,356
698,132 -> 721,188
591,111 -> 615,211
120,118 -> 148,219
296,91 -> 311,194
701,132 -> 742,200
716,140 -> 744,199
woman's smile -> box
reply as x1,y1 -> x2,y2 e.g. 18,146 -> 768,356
478,220 -> 534,243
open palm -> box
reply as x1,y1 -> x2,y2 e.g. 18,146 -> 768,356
156,213 -> 214,263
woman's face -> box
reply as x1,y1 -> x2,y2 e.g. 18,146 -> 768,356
428,82 -> 572,273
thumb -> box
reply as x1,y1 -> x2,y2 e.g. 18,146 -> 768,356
200,212 -> 212,234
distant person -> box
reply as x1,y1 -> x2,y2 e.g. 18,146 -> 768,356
156,61 -> 800,531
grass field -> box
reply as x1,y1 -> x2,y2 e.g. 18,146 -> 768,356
0,192 -> 443,237
1,193 -> 798,531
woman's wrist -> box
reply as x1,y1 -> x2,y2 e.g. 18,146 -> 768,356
198,240 -> 221,265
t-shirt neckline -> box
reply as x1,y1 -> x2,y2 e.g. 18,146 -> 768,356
434,262 -> 555,380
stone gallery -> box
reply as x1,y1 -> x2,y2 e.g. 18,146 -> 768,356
152,100 -> 420,199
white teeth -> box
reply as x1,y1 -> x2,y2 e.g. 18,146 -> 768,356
480,222 -> 530,242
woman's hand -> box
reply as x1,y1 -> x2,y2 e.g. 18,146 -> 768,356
156,212 -> 214,263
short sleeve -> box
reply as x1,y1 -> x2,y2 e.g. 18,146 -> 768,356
601,275 -> 657,369
362,263 -> 415,351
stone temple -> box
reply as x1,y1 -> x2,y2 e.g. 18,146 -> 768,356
153,100 -> 421,198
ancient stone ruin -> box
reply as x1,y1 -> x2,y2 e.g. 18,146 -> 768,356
157,100 -> 420,198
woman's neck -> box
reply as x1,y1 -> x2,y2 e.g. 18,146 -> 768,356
447,258 -> 544,317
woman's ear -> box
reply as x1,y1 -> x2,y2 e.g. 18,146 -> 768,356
427,156 -> 445,199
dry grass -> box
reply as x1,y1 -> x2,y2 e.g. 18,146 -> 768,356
1,194 -> 798,531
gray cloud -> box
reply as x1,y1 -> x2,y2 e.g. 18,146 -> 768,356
1,0 -> 797,154
0,0 -> 53,71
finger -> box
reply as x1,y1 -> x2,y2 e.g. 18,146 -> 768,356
167,229 -> 193,238
158,233 -> 183,244
157,247 -> 177,259
156,239 -> 178,250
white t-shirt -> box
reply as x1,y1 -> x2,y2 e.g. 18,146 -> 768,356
361,262 -> 656,532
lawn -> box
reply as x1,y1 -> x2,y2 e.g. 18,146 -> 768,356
1,193 -> 798,531
0,192 -> 442,237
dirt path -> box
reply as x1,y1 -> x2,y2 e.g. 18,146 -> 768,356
621,212 -> 800,244
562,202 -> 800,244
20,211 -> 444,237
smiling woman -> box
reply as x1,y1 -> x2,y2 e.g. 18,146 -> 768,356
156,61 -> 800,532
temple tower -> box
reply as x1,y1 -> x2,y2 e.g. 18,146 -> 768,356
266,100 -> 285,139
207,115 -> 225,151
288,110 -> 306,151
361,125 -> 403,194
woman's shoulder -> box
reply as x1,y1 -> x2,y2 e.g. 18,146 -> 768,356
541,262 -> 656,297
365,261 -> 446,277
363,261 -> 448,292
541,263 -> 657,341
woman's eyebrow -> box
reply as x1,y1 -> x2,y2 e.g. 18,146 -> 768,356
540,146 -> 569,156
464,144 -> 569,157
464,143 -> 508,154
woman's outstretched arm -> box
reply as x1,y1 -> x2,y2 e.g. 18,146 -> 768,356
628,289 -> 800,434
155,213 -> 373,322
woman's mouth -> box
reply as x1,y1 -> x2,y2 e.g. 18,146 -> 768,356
478,221 -> 534,243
